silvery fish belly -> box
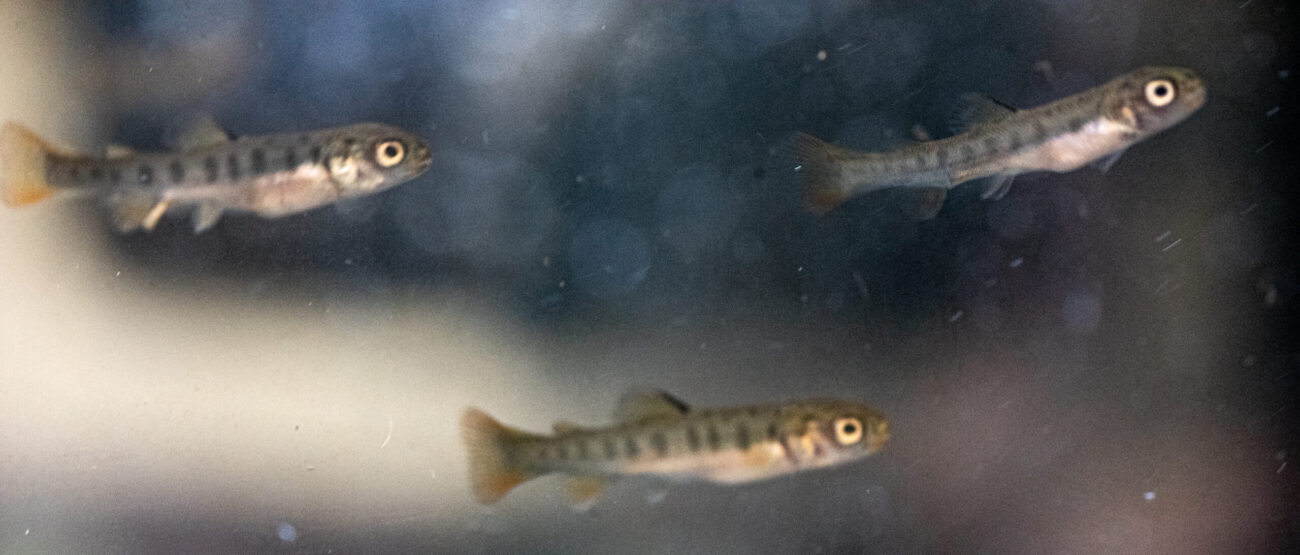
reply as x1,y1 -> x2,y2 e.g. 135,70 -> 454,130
460,390 -> 890,509
786,66 -> 1206,216
0,118 -> 432,233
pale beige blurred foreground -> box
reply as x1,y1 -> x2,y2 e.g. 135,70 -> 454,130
0,4 -> 566,552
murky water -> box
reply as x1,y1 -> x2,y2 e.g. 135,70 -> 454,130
1,2 -> 1294,553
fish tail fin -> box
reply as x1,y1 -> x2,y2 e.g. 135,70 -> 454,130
781,132 -> 854,214
460,408 -> 541,505
0,122 -> 58,207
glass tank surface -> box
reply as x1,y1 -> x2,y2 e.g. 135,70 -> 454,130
0,1 -> 1295,553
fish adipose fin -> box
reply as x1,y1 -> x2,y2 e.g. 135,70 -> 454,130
460,408 -> 543,504
950,93 -> 1017,135
564,476 -> 609,512
0,122 -> 58,207
1091,148 -> 1127,173
782,132 -> 854,214
616,389 -> 691,423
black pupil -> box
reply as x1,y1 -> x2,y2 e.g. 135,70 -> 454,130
384,144 -> 399,158
842,422 -> 857,434
1155,85 -> 1168,97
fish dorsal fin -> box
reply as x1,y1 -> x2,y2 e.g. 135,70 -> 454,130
105,144 -> 135,159
172,114 -> 230,151
615,390 -> 690,423
553,421 -> 586,435
564,476 -> 609,512
950,93 -> 1017,135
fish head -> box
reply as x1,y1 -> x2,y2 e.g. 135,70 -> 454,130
1107,66 -> 1206,136
785,399 -> 890,469
326,123 -> 433,196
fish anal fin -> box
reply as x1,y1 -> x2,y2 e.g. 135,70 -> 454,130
782,132 -> 853,214
950,93 -> 1017,135
981,173 -> 1015,201
192,202 -> 223,233
110,196 -> 168,233
563,476 -> 608,512
0,122 -> 57,207
616,390 -> 691,423
1092,148 -> 1126,173
916,187 -> 948,220
460,408 -> 542,505
171,113 -> 231,151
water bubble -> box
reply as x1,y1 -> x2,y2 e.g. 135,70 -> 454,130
276,522 -> 296,543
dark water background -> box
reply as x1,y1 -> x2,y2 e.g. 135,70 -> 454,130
1,1 -> 1296,553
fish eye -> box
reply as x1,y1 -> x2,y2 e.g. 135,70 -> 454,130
375,140 -> 405,167
833,417 -> 863,445
1144,79 -> 1175,107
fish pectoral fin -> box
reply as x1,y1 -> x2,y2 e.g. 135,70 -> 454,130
1092,149 -> 1127,173
563,476 -> 609,512
615,389 -> 691,423
170,113 -> 231,150
981,173 -> 1015,201
111,196 -> 169,233
191,202 -> 224,234
950,93 -> 1017,135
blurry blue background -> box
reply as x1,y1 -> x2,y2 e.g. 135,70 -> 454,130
0,1 -> 1295,553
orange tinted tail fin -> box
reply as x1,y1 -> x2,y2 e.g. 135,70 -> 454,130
460,408 -> 541,504
0,122 -> 58,207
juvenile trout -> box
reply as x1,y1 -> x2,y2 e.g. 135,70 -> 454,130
788,66 -> 1205,215
0,118 -> 431,232
460,390 -> 889,508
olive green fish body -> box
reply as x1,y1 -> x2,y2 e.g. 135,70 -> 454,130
461,391 -> 889,508
791,66 -> 1206,213
0,120 -> 431,232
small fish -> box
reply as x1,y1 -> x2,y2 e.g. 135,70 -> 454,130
0,117 -> 431,232
460,390 -> 890,508
787,66 -> 1206,216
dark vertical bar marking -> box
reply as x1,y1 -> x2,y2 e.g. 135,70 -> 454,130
686,426 -> 701,452
226,154 -> 241,180
735,423 -> 751,451
705,422 -> 722,451
577,440 -> 590,460
250,148 -> 267,174
168,160 -> 185,183
602,437 -> 617,460
556,443 -> 568,461
650,431 -> 668,457
766,421 -> 779,441
109,166 -> 122,186
309,145 -> 322,164
89,166 -> 104,183
204,156 -> 219,182
285,147 -> 298,169
623,436 -> 640,459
